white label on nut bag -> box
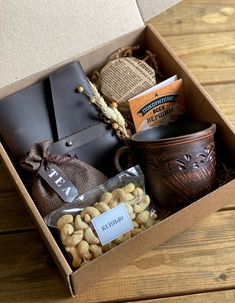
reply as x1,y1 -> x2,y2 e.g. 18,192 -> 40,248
91,203 -> 134,246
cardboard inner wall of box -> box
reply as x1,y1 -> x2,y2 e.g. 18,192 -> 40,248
69,25 -> 235,294
1,23 -> 235,296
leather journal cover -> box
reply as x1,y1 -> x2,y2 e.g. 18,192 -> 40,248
0,62 -> 119,176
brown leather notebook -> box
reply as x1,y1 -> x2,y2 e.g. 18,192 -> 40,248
0,62 -> 119,176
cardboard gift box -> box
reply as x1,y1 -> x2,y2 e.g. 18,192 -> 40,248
0,0 -> 235,296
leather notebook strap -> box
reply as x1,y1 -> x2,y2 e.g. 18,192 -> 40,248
48,62 -> 99,140
50,122 -> 110,155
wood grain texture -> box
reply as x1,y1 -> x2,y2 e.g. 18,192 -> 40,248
204,83 -> 235,127
0,192 -> 34,233
0,231 -> 71,302
150,0 -> 235,36
131,289 -> 235,303
221,203 -> 235,211
0,211 -> 235,303
0,163 -> 16,193
158,31 -> 235,85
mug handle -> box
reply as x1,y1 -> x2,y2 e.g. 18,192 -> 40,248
114,145 -> 131,172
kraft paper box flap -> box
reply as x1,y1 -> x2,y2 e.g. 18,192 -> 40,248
136,0 -> 181,22
0,0 -> 180,92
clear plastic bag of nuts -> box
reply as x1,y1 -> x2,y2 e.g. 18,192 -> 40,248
45,166 -> 159,268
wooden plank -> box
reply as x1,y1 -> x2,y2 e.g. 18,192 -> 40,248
0,211 -> 235,302
151,0 -> 235,36
131,289 -> 235,303
0,192 -> 34,232
0,163 -> 16,193
203,83 -> 235,127
0,231 -> 71,301
157,31 -> 235,85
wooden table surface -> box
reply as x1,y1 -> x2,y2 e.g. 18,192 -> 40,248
0,1 -> 235,302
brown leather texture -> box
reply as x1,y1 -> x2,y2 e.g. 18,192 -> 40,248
0,62 -> 120,176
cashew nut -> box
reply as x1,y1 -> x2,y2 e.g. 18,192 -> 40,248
94,202 -> 110,213
123,202 -> 135,220
130,213 -> 136,220
89,244 -> 103,258
109,200 -> 118,209
132,220 -> 139,228
101,242 -> 113,253
79,260 -> 91,268
77,240 -> 89,256
114,231 -> 131,244
131,228 -> 143,236
133,187 -> 144,196
75,214 -> 89,230
140,224 -> 147,231
125,193 -> 134,201
65,246 -> 82,268
145,217 -> 156,228
123,202 -> 133,214
77,240 -> 93,260
100,192 -> 112,204
127,194 -> 143,205
84,214 -> 91,224
133,195 -> 150,213
81,207 -> 100,219
84,227 -> 100,245
57,183 -> 159,270
65,230 -> 84,247
111,188 -> 127,202
135,210 -> 150,224
57,214 -> 73,229
152,213 -> 158,220
122,183 -> 135,193
60,223 -> 74,245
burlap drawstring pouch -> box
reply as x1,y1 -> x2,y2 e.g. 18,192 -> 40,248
20,141 -> 107,217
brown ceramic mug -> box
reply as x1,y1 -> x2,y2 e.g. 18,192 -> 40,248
115,121 -> 216,210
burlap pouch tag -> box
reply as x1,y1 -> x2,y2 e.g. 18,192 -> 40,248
20,141 -> 107,217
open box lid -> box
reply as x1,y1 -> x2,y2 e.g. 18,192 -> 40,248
0,0 -> 180,93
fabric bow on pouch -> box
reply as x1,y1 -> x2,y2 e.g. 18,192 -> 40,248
20,141 -> 107,217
